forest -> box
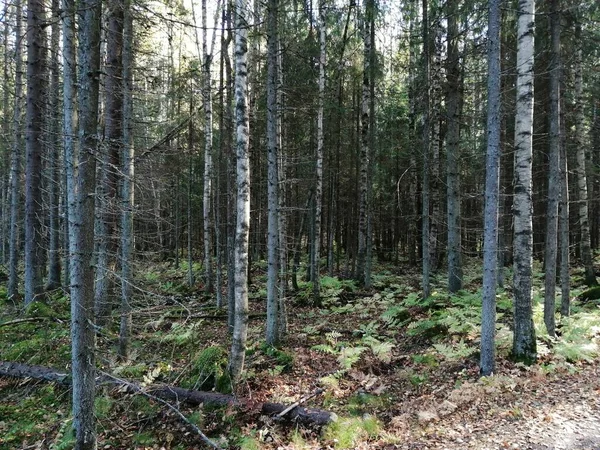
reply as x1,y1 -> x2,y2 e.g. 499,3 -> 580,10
1,0 -> 600,448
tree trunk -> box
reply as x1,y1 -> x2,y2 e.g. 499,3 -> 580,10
24,0 -> 46,305
429,16 -> 442,273
480,0 -> 501,377
312,0 -> 326,303
46,0 -> 62,291
355,0 -> 373,285
512,0 -> 537,363
573,22 -> 595,288
0,361 -> 336,426
446,0 -> 462,293
543,0 -> 560,338
119,0 -> 133,362
70,0 -> 102,445
421,0 -> 431,299
8,0 -> 23,299
95,0 -> 124,323
229,0 -> 251,381
266,0 -> 281,345
202,0 -> 214,295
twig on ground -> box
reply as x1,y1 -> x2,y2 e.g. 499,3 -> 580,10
276,388 -> 325,419
100,371 -> 223,449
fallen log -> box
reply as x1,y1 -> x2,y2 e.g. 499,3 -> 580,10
0,360 -> 336,426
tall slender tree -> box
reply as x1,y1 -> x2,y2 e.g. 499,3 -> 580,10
480,0 -> 501,377
24,0 -> 46,305
119,0 -> 134,361
355,0 -> 374,284
96,0 -> 124,323
266,0 -> 280,344
46,0 -> 62,291
70,0 -> 102,445
543,0 -> 561,337
8,0 -> 23,299
573,21 -> 595,288
421,0 -> 431,299
229,0 -> 251,380
446,0 -> 462,293
202,0 -> 214,295
512,0 -> 537,362
312,0 -> 326,303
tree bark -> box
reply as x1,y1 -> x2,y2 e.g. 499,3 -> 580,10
266,0 -> 281,344
421,0 -> 431,299
95,0 -> 124,324
46,0 -> 62,291
119,0 -> 134,362
446,0 -> 462,293
24,0 -> 46,305
202,0 -> 214,295
355,0 -> 373,285
312,0 -> 326,303
70,0 -> 102,445
229,0 -> 251,381
543,0 -> 560,338
0,361 -> 336,426
480,0 -> 501,377
512,0 -> 537,363
573,22 -> 595,288
8,0 -> 23,299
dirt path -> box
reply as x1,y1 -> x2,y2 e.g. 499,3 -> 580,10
396,364 -> 600,450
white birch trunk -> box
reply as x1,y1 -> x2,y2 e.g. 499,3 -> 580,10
229,0 -> 250,381
512,0 -> 537,362
356,0 -> 372,284
312,0 -> 326,303
202,0 -> 214,295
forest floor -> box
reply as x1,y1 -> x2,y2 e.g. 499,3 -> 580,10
1,259 -> 600,449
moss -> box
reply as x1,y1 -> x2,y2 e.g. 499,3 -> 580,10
323,416 -> 381,449
578,286 -> 600,302
181,345 -> 231,393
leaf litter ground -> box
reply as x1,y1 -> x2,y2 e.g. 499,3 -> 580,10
1,261 -> 600,449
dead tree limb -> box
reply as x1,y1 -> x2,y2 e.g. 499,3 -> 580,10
0,360 -> 336,426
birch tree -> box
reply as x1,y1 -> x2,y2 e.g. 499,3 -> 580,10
355,0 -> 373,285
512,0 -> 537,362
312,0 -> 326,303
202,0 -> 214,294
229,0 -> 250,380
70,0 -> 102,444
480,0 -> 501,377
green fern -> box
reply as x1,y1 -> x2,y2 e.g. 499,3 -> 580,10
380,305 -> 410,327
337,346 -> 367,369
433,340 -> 477,360
362,336 -> 394,363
